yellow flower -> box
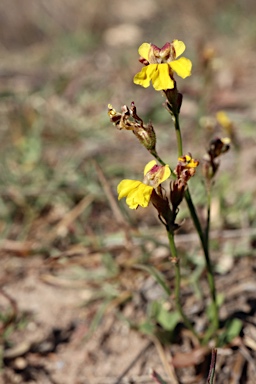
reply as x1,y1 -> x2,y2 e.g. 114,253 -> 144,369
216,111 -> 235,138
117,160 -> 171,209
134,40 -> 192,91
175,154 -> 199,183
216,111 -> 232,130
177,154 -> 199,169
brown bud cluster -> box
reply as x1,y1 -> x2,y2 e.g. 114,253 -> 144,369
108,102 -> 156,152
170,154 -> 199,214
202,137 -> 230,181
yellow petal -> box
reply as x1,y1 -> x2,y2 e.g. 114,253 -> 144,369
117,180 -> 141,200
125,198 -> 139,210
169,57 -> 192,79
187,160 -> 199,168
172,40 -> 186,58
178,155 -> 199,168
138,43 -> 150,61
184,155 -> 192,162
126,184 -> 153,209
152,165 -> 171,187
151,63 -> 174,91
216,111 -> 232,129
160,165 -> 171,183
144,160 -> 157,176
133,65 -> 157,88
221,137 -> 231,145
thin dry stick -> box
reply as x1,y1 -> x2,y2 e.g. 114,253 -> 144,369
230,351 -> 245,384
0,239 -> 36,255
45,194 -> 94,243
113,341 -> 153,384
93,160 -> 127,224
150,335 -> 179,384
239,344 -> 256,376
93,160 -> 133,249
207,348 -> 217,384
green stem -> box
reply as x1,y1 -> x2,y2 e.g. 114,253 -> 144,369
150,150 -> 166,166
173,113 -> 183,157
205,184 -> 211,251
172,113 -> 219,334
186,188 -> 219,335
167,231 -> 200,341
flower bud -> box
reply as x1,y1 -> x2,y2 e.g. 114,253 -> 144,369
133,123 -> 156,151
170,179 -> 186,213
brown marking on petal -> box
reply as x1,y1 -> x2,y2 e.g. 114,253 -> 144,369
149,42 -> 173,63
139,57 -> 149,65
149,164 -> 161,174
151,44 -> 161,55
144,164 -> 166,187
149,44 -> 161,63
160,42 -> 171,60
170,41 -> 177,60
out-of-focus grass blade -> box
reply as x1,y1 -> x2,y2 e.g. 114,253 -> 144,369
83,300 -> 111,342
152,369 -> 168,384
134,264 -> 171,296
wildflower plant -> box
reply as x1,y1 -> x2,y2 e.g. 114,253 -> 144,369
108,39 -> 234,346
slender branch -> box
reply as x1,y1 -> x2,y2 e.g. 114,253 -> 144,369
205,184 -> 212,251
150,150 -> 167,166
172,113 -> 219,334
167,231 -> 200,341
173,113 -> 183,157
186,187 -> 219,334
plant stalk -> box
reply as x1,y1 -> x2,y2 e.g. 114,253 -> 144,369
173,113 -> 219,333
173,113 -> 183,157
167,231 -> 200,341
205,184 -> 212,251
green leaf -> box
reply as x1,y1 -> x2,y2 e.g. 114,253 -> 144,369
148,300 -> 161,319
218,318 -> 243,346
101,252 -> 119,276
206,293 -> 224,321
134,264 -> 171,296
225,318 -> 243,342
157,307 -> 180,331
139,320 -> 155,335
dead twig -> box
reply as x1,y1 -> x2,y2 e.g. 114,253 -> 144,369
93,160 -> 133,250
207,348 -> 217,384
0,289 -> 18,335
113,341 -> 153,384
150,335 -> 179,384
44,194 -> 94,244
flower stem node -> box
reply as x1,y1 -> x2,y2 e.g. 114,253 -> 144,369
164,84 -> 183,116
133,40 -> 192,91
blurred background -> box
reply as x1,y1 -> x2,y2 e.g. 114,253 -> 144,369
0,0 -> 256,383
